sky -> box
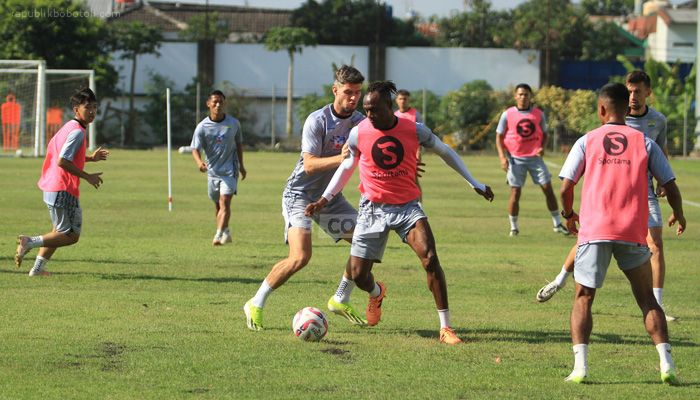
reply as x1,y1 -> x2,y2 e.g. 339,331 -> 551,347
162,1 -> 689,18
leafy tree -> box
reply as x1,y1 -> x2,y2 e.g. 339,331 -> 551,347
292,0 -> 431,46
112,22 -> 163,145
178,12 -> 230,42
0,0 -> 118,96
140,73 -> 194,146
581,0 -> 634,15
435,80 -> 497,149
264,26 -> 317,138
435,0 -> 512,47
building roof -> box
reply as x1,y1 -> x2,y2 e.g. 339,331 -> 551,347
658,8 -> 697,25
627,14 -> 657,39
108,1 -> 292,35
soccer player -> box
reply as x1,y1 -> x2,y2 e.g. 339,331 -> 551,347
558,83 -> 685,384
14,87 -> 109,276
305,81 -> 494,344
394,89 -> 422,123
537,72 -> 676,321
191,90 -> 246,246
243,65 -> 368,331
496,83 -> 568,236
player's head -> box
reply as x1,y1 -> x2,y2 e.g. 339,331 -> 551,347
363,80 -> 397,129
597,83 -> 629,124
514,83 -> 532,109
206,90 -> 226,119
625,70 -> 652,113
70,87 -> 97,125
396,89 -> 411,111
332,65 -> 364,116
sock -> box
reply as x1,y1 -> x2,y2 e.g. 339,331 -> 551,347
653,288 -> 663,306
29,256 -> 48,275
551,210 -> 562,227
572,344 -> 588,372
369,282 -> 381,298
508,215 -> 519,231
28,236 -> 44,249
223,227 -> 230,234
333,275 -> 355,303
554,266 -> 571,288
437,309 -> 451,329
216,229 -> 223,236
656,343 -> 675,372
251,279 -> 273,308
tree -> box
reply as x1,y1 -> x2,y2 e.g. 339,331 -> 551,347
580,0 -> 634,15
435,80 -> 497,149
112,22 -> 163,145
178,12 -> 230,42
435,0 -> 512,47
264,26 -> 316,138
0,0 -> 118,96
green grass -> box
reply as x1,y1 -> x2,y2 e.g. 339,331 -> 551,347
1,150 -> 698,399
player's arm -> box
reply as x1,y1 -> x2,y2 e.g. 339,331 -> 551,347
648,138 -> 685,235
303,146 -> 348,175
299,115 -> 347,175
495,112 -> 509,171
560,178 -> 578,234
655,117 -> 670,196
57,130 -> 102,188
191,149 -> 207,173
420,125 -> 493,201
558,136 -> 586,234
190,126 -> 207,172
236,121 -> 246,180
86,146 -> 109,162
538,112 -> 548,157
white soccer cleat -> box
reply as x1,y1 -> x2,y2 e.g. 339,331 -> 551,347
661,305 -> 677,322
565,368 -> 588,384
221,230 -> 232,244
537,281 -> 561,302
509,229 -> 519,237
212,232 -> 223,246
553,223 -> 570,235
15,235 -> 32,268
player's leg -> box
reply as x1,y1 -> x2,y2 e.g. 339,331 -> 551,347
506,158 -> 525,236
537,244 -> 576,302
617,245 -> 677,384
531,158 -> 567,234
219,176 -> 237,243
349,255 -> 384,326
17,204 -> 81,274
647,197 -> 673,320
244,227 -> 312,331
208,177 -> 224,245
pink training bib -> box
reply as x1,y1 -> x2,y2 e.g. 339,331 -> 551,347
503,106 -> 544,157
38,120 -> 86,198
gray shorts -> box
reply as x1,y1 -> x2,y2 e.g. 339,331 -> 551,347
282,190 -> 357,242
48,204 -> 82,235
648,197 -> 662,228
208,175 -> 237,202
350,197 -> 426,262
574,242 -> 651,289
507,156 -> 551,187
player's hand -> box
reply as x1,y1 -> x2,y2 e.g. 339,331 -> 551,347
475,185 -> 494,202
305,197 -> 329,216
565,212 -> 579,236
198,162 -> 207,173
499,157 -> 508,172
86,172 -> 103,189
668,212 -> 686,236
340,142 -> 350,159
91,146 -> 109,162
536,147 -> 545,157
656,185 -> 667,197
239,166 -> 247,180
417,161 -> 425,178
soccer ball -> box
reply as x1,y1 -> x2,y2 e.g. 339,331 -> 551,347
15,149 -> 23,157
292,307 -> 328,341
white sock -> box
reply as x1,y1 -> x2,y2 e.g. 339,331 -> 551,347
437,309 -> 451,329
251,279 -> 273,308
369,282 -> 381,298
29,256 -> 48,275
508,215 -> 519,231
573,343 -> 588,372
216,229 -> 223,236
554,266 -> 571,288
551,210 -> 562,227
653,288 -> 663,306
333,275 -> 355,303
223,227 -> 230,234
656,343 -> 675,372
28,236 -> 44,249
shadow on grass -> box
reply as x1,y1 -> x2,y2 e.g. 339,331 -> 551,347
403,327 -> 698,347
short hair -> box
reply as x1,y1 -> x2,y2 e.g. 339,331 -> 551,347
625,70 -> 651,88
335,65 -> 365,85
70,87 -> 96,108
599,82 -> 629,114
515,83 -> 532,93
366,80 -> 397,106
397,89 -> 410,97
208,90 -> 225,100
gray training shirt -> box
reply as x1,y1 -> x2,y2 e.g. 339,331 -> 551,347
191,115 -> 242,178
285,104 -> 365,199
626,106 -> 668,199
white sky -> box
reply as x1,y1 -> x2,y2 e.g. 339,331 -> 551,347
159,1 -> 688,18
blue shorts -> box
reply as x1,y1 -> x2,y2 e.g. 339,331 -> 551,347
507,156 -> 551,187
350,197 -> 426,262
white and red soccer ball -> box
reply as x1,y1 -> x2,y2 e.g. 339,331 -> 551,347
292,307 -> 328,341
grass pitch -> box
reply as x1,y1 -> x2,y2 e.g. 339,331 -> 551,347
1,150 -> 698,399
